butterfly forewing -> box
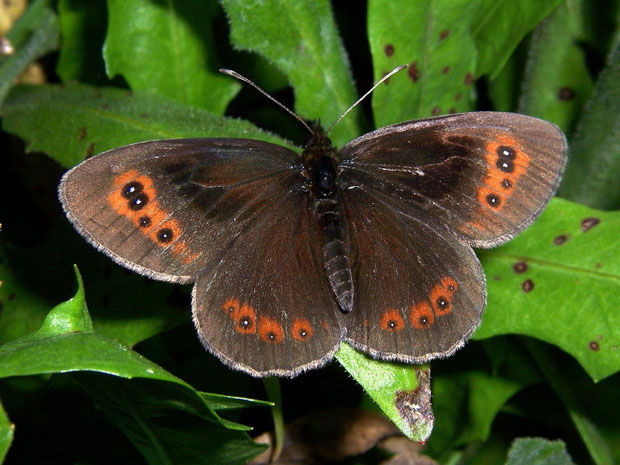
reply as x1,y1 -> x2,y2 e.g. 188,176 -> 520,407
59,139 -> 299,283
341,185 -> 485,362
338,112 -> 567,248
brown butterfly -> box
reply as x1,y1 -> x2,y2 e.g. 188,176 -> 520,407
59,76 -> 566,377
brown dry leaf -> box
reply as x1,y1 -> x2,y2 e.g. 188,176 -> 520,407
251,408 -> 400,464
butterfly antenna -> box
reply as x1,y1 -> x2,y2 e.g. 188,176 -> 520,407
325,64 -> 408,135
220,69 -> 314,135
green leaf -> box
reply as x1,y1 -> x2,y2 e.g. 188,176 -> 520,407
518,0 -> 593,134
336,343 -> 433,441
0,267 -> 182,382
0,268 -> 266,463
475,198 -> 620,382
0,0 -> 59,104
368,0 -> 477,126
219,0 -> 360,147
0,398 -> 13,463
56,0 -> 108,84
75,375 -> 265,464
558,42 -> 620,210
104,0 -> 239,114
0,84 -> 292,168
473,0 -> 564,78
505,437 -> 575,465
198,392 -> 272,411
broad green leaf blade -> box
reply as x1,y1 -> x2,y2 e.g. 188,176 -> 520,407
368,0 -> 477,126
475,198 -> 620,382
76,375 -> 265,465
336,343 -> 433,441
0,0 -> 59,104
104,0 -> 239,114
56,0 -> 108,84
0,84 -> 292,168
473,0 -> 564,78
518,0 -> 593,134
558,42 -> 620,210
219,0 -> 360,147
505,437 -> 575,465
0,398 -> 13,463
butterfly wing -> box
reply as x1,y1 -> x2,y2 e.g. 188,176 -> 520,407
340,185 -> 485,362
337,112 -> 565,361
59,138 -> 301,283
338,112 -> 567,248
192,187 -> 343,377
60,138 -> 343,377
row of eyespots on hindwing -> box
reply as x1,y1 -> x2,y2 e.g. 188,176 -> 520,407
380,277 -> 458,332
223,298 -> 314,344
107,170 -> 200,264
477,135 -> 530,214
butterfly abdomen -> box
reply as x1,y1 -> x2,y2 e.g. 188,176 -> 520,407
302,127 -> 354,313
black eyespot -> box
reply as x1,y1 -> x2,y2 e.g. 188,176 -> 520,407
128,193 -> 149,210
239,317 -> 253,330
448,284 -> 455,292
497,146 -> 515,160
486,194 -> 501,208
436,297 -> 449,309
138,216 -> 151,228
418,316 -> 429,326
501,178 -> 513,189
157,228 -> 174,243
267,332 -> 276,341
122,181 -> 143,198
299,329 -> 308,338
496,159 -> 515,173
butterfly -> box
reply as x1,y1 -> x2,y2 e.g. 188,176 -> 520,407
59,103 -> 566,377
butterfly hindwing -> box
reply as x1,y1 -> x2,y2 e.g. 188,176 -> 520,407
338,112 -> 567,248
193,187 -> 343,377
59,138 -> 300,283
341,185 -> 485,362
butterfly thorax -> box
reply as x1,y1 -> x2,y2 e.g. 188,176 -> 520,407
301,124 -> 354,314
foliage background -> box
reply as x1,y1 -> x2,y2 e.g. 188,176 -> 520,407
0,0 -> 618,464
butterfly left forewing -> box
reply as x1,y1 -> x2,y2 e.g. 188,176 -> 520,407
59,138 -> 299,283
338,112 -> 567,248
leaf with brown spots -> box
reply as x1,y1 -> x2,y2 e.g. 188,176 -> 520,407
476,198 -> 620,381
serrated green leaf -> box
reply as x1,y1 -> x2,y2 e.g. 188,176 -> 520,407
75,375 -> 265,464
0,0 -> 59,104
475,198 -> 620,381
336,343 -> 433,441
0,268 -> 266,462
518,0 -> 593,134
558,42 -> 620,210
368,0 -> 477,126
56,0 -> 108,84
0,84 -> 292,168
0,398 -> 13,463
505,437 -> 575,465
473,0 -> 564,78
104,0 -> 239,114
219,0 -> 360,147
